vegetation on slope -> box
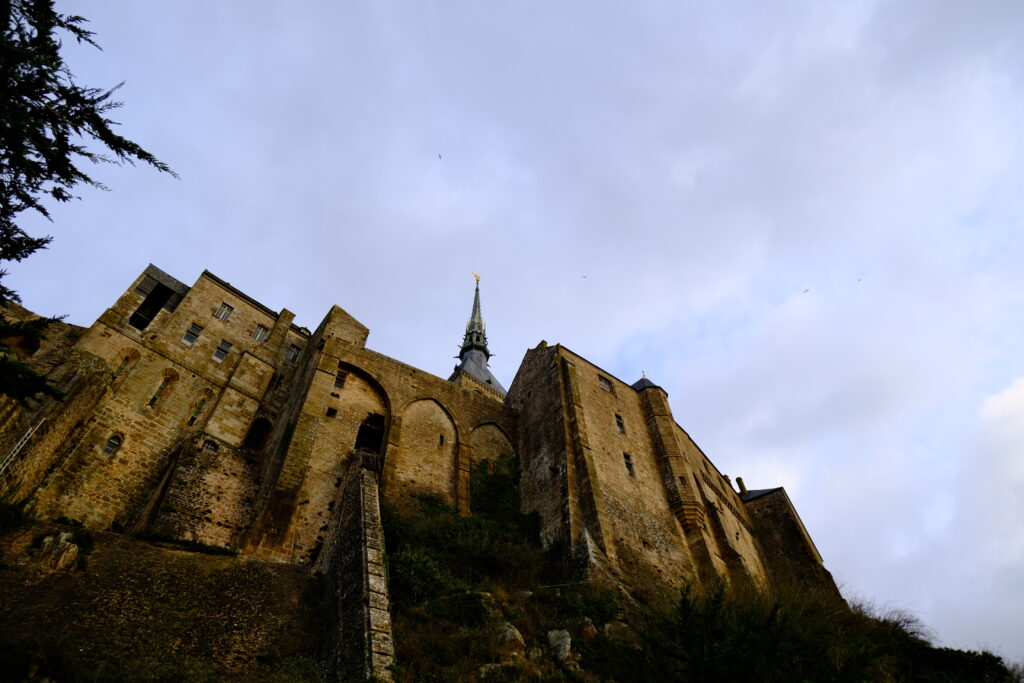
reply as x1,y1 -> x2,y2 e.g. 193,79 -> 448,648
383,457 -> 1021,682
0,506 -> 321,681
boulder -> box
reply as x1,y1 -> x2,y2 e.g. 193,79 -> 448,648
579,617 -> 598,640
39,532 -> 79,571
496,621 -> 526,658
547,629 -> 572,662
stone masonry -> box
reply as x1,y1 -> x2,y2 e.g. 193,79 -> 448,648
1,264 -> 840,678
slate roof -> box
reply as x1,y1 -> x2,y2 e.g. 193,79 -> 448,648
449,279 -> 506,395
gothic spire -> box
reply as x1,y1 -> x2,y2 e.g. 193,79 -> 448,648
460,275 -> 490,358
449,273 -> 505,396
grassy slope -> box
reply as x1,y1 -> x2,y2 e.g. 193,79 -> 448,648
0,507 -> 321,682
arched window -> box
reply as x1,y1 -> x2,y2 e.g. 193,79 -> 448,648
112,349 -> 140,380
187,399 -> 206,426
355,413 -> 386,454
103,434 -> 123,456
147,370 -> 178,408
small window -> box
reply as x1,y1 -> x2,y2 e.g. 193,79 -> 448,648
202,439 -> 219,451
285,344 -> 301,362
252,324 -> 270,343
148,378 -> 170,407
623,453 -> 635,477
679,476 -> 688,488
599,375 -> 613,392
334,369 -> 347,389
212,340 -> 232,362
214,302 -> 234,321
326,407 -> 337,418
439,434 -> 445,447
181,323 -> 203,346
113,357 -> 131,377
614,414 -> 625,434
187,399 -> 206,426
103,434 -> 122,455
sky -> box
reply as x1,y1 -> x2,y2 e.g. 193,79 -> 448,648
11,0 -> 1024,662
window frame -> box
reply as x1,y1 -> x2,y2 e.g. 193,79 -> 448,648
181,323 -> 203,346
213,302 -> 234,321
212,339 -> 233,362
102,434 -> 123,456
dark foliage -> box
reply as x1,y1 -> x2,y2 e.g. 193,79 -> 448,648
382,456 -> 1020,682
0,0 -> 173,401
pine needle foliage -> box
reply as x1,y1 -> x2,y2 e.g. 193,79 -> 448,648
0,0 -> 174,401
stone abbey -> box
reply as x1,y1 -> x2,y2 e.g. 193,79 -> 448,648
0,264 -> 837,676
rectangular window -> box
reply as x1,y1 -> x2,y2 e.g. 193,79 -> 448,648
212,340 -> 232,362
599,375 -> 613,392
181,323 -> 203,346
615,414 -> 626,434
285,344 -> 301,362
214,302 -> 234,321
623,453 -> 635,477
251,324 -> 270,343
334,370 -> 347,389
128,282 -> 174,330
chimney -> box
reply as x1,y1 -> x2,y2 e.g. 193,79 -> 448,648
736,477 -> 748,496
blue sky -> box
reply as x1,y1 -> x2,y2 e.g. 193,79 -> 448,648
13,0 -> 1024,662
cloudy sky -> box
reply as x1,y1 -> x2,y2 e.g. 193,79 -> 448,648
13,0 -> 1024,662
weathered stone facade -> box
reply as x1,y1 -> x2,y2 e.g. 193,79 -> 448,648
2,264 -> 838,674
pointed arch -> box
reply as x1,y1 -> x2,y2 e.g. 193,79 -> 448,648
463,422 -> 516,514
383,397 -> 459,509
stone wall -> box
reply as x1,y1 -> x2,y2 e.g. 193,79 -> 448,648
6,263 -> 838,624
743,488 -> 841,599
319,453 -> 394,681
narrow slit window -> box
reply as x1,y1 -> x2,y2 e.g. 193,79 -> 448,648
623,453 -> 635,477
285,344 -> 301,362
181,323 -> 203,346
113,357 -> 130,377
214,302 -> 234,321
438,434 -> 445,447
252,324 -> 270,342
334,369 -> 347,389
103,434 -> 122,455
615,414 -> 626,434
187,399 -> 206,426
148,378 -> 170,407
212,340 -> 232,362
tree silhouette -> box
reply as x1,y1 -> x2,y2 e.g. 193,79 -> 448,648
1,0 -> 175,402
